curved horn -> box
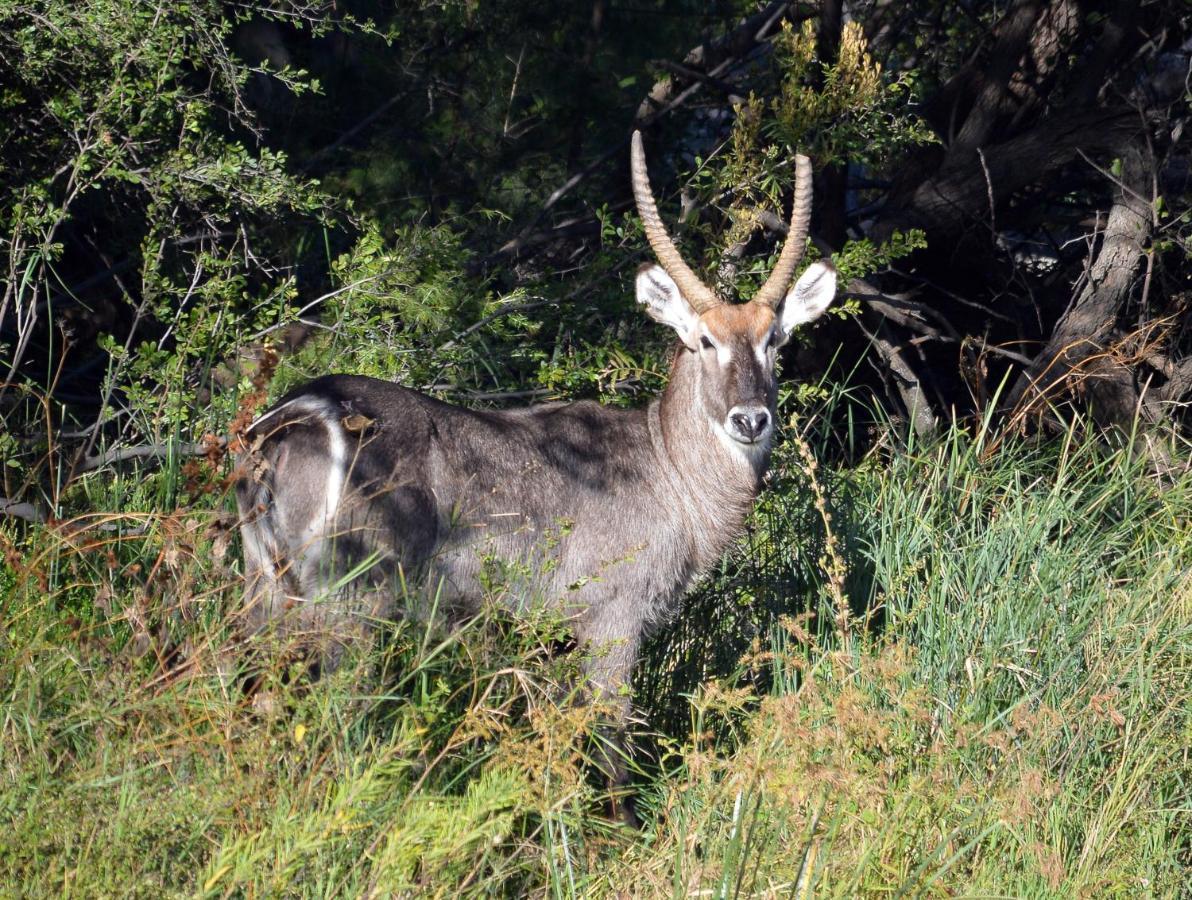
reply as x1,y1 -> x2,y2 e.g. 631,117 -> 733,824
631,131 -> 722,314
752,154 -> 813,309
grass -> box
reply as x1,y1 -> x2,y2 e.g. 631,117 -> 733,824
1,412 -> 1189,897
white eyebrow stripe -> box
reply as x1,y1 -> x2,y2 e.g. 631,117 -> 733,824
701,325 -> 734,366
755,333 -> 774,366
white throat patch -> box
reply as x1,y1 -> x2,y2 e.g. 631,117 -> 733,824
711,417 -> 770,464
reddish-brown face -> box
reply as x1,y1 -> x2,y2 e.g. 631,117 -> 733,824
635,260 -> 837,452
693,303 -> 781,447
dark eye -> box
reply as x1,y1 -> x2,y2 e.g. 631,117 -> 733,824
766,331 -> 779,349
700,336 -> 714,350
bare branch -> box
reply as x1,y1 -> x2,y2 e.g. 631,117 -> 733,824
75,439 -> 225,474
1,498 -> 46,524
861,324 -> 939,441
651,60 -> 745,103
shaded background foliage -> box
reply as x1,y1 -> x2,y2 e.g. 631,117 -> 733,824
2,0 -> 1189,519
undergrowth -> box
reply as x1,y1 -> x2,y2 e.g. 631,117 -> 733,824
1,414 -> 1189,898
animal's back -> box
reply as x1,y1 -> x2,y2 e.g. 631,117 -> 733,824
234,374 -> 669,655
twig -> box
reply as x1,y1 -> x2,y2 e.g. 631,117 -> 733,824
503,45 -> 526,137
846,290 -> 958,340
248,271 -> 404,341
888,267 -> 1016,323
977,147 -> 996,235
1076,148 -> 1154,210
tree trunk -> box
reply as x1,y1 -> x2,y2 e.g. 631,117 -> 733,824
1003,142 -> 1154,428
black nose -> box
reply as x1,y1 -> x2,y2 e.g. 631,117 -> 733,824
729,408 -> 770,441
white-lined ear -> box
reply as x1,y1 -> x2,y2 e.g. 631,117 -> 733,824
636,264 -> 701,349
778,260 -> 837,336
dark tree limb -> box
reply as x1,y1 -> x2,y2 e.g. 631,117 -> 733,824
815,0 -> 847,247
876,104 -> 1140,242
1068,0 -> 1139,107
634,0 -> 792,122
878,0 -> 1151,247
919,0 -> 1082,144
949,0 -> 1044,155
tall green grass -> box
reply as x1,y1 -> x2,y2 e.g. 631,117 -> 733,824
1,415 -> 1188,897
620,421 -> 1190,897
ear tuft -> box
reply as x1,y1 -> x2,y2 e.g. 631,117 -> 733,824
779,260 -> 837,334
636,264 -> 700,346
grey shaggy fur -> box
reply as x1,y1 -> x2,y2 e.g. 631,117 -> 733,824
237,348 -> 762,684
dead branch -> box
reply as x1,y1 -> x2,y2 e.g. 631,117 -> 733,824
850,276 -> 939,440
860,323 -> 939,441
1,498 -> 46,524
651,60 -> 745,103
75,439 -> 226,474
1159,357 -> 1192,403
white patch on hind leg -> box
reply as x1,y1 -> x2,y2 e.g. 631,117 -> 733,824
250,395 -> 327,437
289,399 -> 348,559
247,397 -> 299,433
319,405 -> 347,534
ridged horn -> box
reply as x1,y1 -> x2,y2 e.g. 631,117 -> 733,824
630,131 -> 722,314
752,154 -> 813,309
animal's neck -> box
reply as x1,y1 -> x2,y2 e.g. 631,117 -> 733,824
650,344 -> 769,568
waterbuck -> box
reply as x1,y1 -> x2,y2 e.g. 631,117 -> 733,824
235,131 -> 836,801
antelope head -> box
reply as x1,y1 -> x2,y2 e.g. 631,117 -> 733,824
631,131 -> 837,451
